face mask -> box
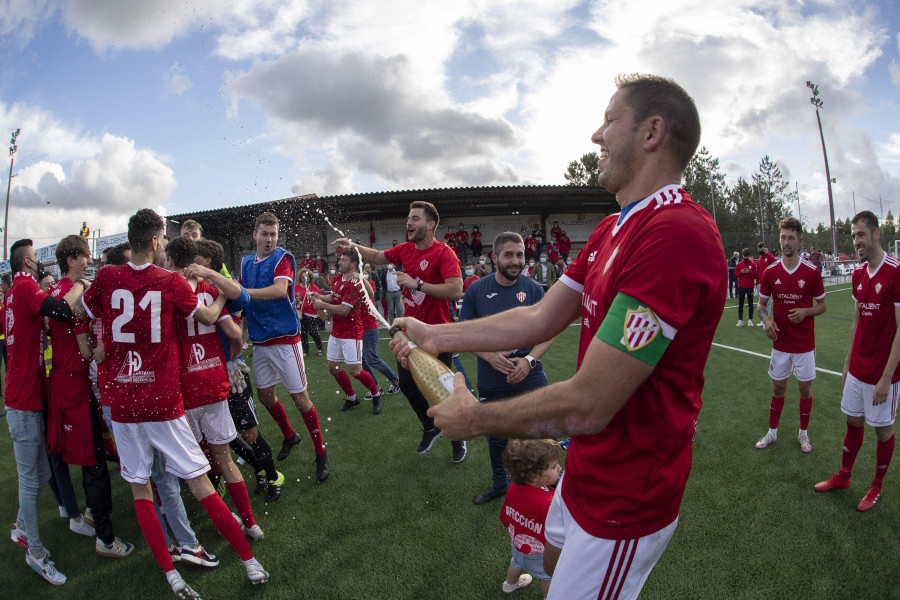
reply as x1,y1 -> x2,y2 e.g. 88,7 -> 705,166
330,269 -> 336,275
32,258 -> 47,280
529,261 -> 534,266
301,277 -> 308,283
540,257 -> 546,263
316,255 -> 321,259
313,273 -> 319,278
479,260 -> 485,265
465,269 -> 474,276
305,254 -> 310,258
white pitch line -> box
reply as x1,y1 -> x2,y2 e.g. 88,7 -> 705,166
711,342 -> 842,376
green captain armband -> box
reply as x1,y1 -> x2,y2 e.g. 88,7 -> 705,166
596,292 -> 673,366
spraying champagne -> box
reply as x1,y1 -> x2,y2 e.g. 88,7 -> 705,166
389,326 -> 455,405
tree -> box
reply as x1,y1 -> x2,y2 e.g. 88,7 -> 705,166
683,146 -> 729,223
564,152 -> 600,186
882,210 -> 896,240
751,155 -> 793,249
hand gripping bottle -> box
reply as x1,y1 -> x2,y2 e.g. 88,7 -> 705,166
389,326 -> 455,405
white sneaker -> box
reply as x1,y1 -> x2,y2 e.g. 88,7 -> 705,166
746,319 -> 753,327
232,512 -> 264,541
11,522 -> 28,549
26,550 -> 66,585
244,558 -> 269,585
798,431 -> 812,453
83,508 -> 94,527
502,574 -> 532,593
96,537 -> 134,558
736,320 -> 744,327
69,516 -> 95,537
756,321 -> 766,327
755,431 -> 777,449
57,506 -> 68,518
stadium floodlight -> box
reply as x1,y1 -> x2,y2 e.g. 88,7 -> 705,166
4,128 -> 19,260
806,80 -> 837,258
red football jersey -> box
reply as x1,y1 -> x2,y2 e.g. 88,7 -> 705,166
82,263 -> 201,423
456,230 -> 469,245
559,185 -> 726,539
524,236 -> 538,254
329,275 -> 365,339
757,252 -> 776,276
736,258 -> 757,288
463,275 -> 480,291
758,259 -> 824,353
47,278 -> 91,377
849,254 -> 900,384
176,279 -> 230,410
295,283 -> 322,317
4,272 -> 50,411
383,241 -> 461,325
499,483 -> 554,555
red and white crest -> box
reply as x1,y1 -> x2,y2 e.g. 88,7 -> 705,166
420,259 -> 429,270
516,291 -> 526,302
623,307 -> 660,352
798,279 -> 805,288
876,282 -> 883,294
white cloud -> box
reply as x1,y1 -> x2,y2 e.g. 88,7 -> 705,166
0,0 -> 55,46
7,133 -> 176,248
162,62 -> 192,96
63,0 -> 226,52
0,102 -> 99,163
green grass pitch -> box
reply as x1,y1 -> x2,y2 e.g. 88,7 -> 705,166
1,283 -> 898,598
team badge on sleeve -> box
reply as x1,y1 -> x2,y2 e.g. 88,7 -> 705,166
624,308 -> 660,351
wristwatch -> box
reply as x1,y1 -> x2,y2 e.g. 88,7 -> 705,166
416,280 -> 424,292
525,355 -> 537,368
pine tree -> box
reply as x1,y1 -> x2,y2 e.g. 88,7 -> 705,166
563,152 -> 600,186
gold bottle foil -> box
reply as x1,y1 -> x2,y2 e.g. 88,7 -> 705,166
390,327 -> 455,405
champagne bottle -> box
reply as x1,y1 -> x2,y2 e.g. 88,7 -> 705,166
389,326 -> 455,405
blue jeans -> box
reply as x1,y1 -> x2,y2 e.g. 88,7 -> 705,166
7,409 -> 51,552
150,450 -> 198,548
453,355 -> 473,392
362,327 -> 398,386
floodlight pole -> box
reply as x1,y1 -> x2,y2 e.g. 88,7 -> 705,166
4,128 -> 20,261
806,81 -> 837,257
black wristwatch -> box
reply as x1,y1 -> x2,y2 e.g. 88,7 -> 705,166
416,280 -> 424,292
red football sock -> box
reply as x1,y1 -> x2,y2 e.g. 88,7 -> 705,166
799,395 -> 813,430
874,434 -> 895,487
199,493 -> 253,561
841,423 -> 865,474
266,400 -> 296,440
768,395 -> 785,430
301,405 -> 326,456
354,370 -> 379,395
332,370 -> 355,396
226,481 -> 257,528
134,498 -> 174,572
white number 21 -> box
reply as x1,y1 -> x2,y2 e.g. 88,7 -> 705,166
111,290 -> 161,343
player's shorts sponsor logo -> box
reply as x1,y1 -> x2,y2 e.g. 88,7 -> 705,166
188,342 -> 222,373
623,307 -> 660,351
116,350 -> 155,383
516,291 -> 526,302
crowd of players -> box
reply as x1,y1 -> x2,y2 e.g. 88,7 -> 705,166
3,74 -> 899,600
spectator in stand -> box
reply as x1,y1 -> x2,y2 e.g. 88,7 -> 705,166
524,233 -> 538,262
547,240 -> 560,264
532,223 -> 545,256
728,251 -> 739,299
457,223 -> 469,264
524,258 -> 534,278
475,255 -> 490,277
470,226 -> 483,259
810,247 -> 824,273
736,248 -> 758,327
554,259 -> 566,278
557,231 -> 571,261
300,253 -> 315,271
549,220 -> 562,242
531,253 -> 557,291
363,264 -> 386,320
463,264 -> 480,292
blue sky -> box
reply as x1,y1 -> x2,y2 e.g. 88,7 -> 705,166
0,0 -> 898,250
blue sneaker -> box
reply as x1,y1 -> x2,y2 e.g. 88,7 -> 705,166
178,544 -> 219,568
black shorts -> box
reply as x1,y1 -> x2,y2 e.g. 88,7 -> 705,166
227,372 -> 259,432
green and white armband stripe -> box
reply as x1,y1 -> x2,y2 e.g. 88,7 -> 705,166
595,292 -> 676,366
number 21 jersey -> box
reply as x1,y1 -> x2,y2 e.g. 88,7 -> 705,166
83,262 -> 201,423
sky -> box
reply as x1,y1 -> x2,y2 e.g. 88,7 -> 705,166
0,0 -> 898,252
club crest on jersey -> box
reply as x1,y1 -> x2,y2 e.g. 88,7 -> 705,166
603,246 -> 620,276
798,279 -> 805,288
623,307 -> 660,352
116,351 -> 155,383
876,283 -> 882,294
516,291 -> 526,302
858,283 -> 863,291
420,259 -> 429,270
588,251 -> 598,262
